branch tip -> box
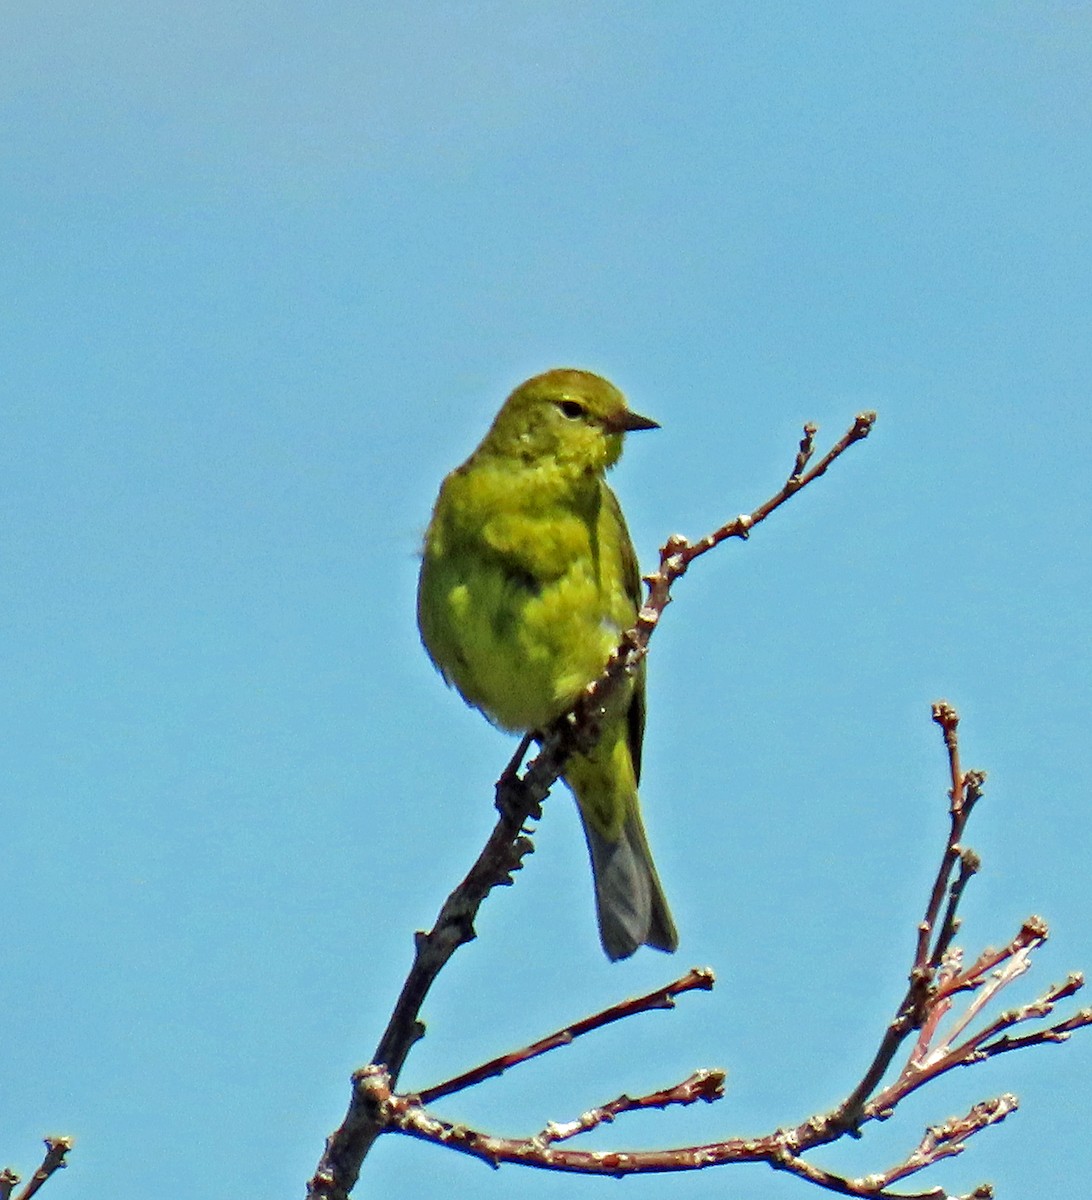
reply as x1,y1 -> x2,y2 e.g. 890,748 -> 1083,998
931,700 -> 959,733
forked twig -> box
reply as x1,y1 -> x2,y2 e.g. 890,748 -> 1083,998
0,1139 -> 72,1200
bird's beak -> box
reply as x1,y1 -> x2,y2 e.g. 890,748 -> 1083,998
611,409 -> 660,433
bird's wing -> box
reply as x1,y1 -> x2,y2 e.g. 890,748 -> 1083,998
603,483 -> 647,785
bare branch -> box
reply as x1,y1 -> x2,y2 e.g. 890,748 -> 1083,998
533,1069 -> 726,1147
312,692 -> 1090,1200
2,1139 -> 72,1200
310,416 -> 1089,1200
874,1096 -> 1017,1190
636,412 -> 877,619
308,412 -> 877,1199
419,967 -> 714,1105
360,1068 -> 1007,1198
825,703 -> 988,1129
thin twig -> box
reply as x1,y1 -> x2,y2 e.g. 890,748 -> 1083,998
419,967 -> 714,1104
533,1070 -> 726,1147
979,1002 -> 1092,1056
874,1096 -> 1017,1190
790,423 -> 820,480
4,1139 -> 72,1200
828,702 -> 980,1128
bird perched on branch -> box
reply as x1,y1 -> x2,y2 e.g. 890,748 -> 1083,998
417,368 -> 677,960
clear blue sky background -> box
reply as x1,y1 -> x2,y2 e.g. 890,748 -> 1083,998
3,4 -> 1090,1198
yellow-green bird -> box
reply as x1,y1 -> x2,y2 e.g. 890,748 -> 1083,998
417,368 -> 678,961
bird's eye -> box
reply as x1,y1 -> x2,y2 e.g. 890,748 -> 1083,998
556,399 -> 585,419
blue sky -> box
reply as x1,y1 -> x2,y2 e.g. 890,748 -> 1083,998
3,3 -> 1090,1198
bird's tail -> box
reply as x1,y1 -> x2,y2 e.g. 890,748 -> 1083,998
580,802 -> 679,962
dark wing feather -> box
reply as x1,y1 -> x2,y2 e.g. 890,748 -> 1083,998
604,483 -> 646,786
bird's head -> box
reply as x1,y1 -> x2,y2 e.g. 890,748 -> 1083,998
481,368 -> 659,474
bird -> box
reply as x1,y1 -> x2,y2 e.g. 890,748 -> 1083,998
416,367 -> 677,960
